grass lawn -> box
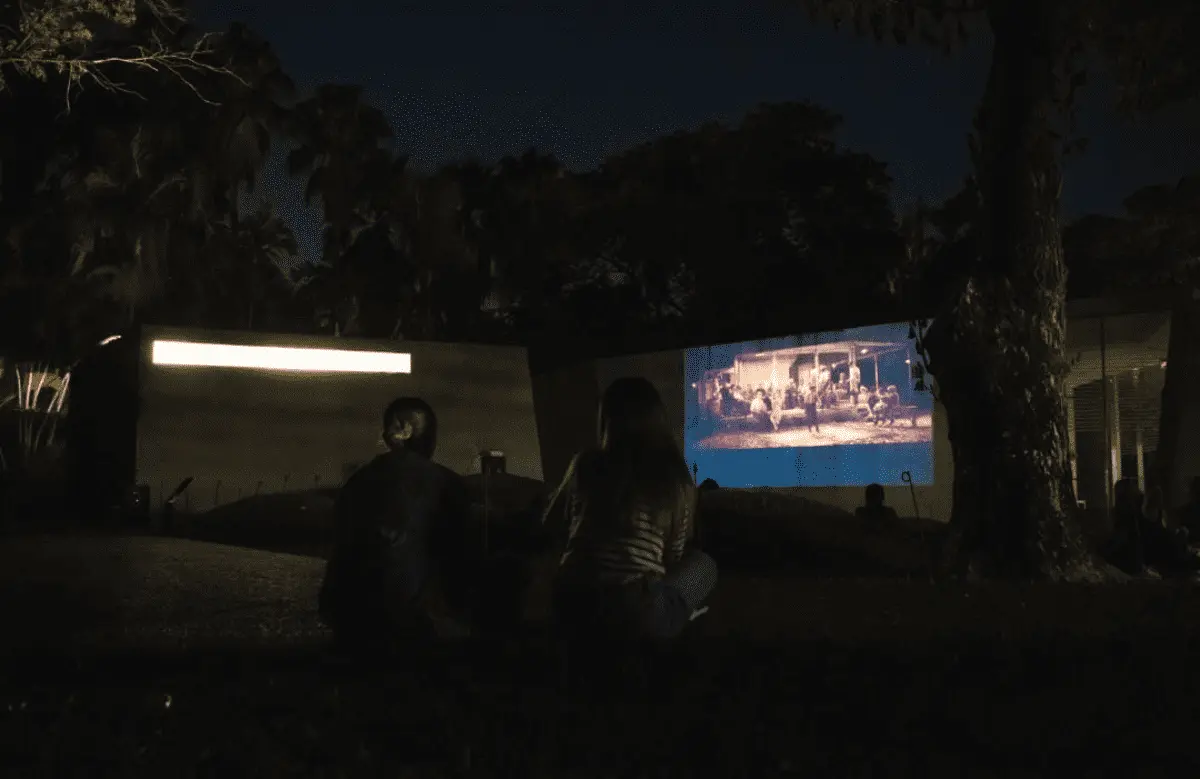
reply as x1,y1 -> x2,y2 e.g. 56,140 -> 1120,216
1,490 -> 1197,777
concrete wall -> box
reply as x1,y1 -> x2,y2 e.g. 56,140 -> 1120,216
532,349 -> 688,496
137,327 -> 542,512
530,358 -> 601,493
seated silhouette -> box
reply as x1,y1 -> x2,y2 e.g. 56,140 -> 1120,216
1103,478 -> 1198,576
1175,476 -> 1200,543
854,483 -> 898,522
319,397 -> 475,654
547,377 -> 718,646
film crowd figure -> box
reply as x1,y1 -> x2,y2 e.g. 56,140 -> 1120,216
803,383 -> 820,433
545,377 -> 719,644
867,385 -> 902,426
1101,478 -> 1199,577
319,397 -> 476,655
749,389 -> 771,429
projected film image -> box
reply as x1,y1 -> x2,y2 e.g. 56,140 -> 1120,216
684,322 -> 935,488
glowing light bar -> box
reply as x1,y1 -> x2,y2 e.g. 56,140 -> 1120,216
151,340 -> 411,374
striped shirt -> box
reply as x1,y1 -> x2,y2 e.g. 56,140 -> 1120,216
547,452 -> 694,586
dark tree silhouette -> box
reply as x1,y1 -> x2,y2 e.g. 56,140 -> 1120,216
588,102 -> 903,343
1064,176 -> 1200,295
286,83 -> 395,335
0,18 -> 301,364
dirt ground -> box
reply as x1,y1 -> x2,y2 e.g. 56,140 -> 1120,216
2,536 -> 1200,777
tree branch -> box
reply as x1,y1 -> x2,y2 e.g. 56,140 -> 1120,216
0,0 -> 246,110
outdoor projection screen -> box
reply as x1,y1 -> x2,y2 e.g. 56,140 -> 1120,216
684,322 -> 934,488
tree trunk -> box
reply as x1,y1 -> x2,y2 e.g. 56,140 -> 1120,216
1156,285 -> 1200,508
927,1 -> 1098,580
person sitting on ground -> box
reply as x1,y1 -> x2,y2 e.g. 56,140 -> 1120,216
1142,483 -> 1194,570
1175,477 -> 1200,543
880,385 -> 901,425
855,483 -> 899,523
866,387 -> 881,422
319,397 -> 475,654
545,377 -> 718,643
1144,485 -> 1167,527
1104,478 -> 1147,574
1103,478 -> 1197,576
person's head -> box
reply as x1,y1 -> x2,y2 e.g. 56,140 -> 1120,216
864,483 -> 885,508
588,377 -> 692,528
598,377 -> 673,450
382,397 -> 438,458
1114,478 -> 1141,512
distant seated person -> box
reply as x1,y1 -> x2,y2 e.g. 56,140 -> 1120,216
1103,478 -> 1197,577
1175,476 -> 1200,543
865,388 -> 880,418
881,385 -> 901,425
855,483 -> 898,523
319,397 -> 476,655
547,377 -> 718,643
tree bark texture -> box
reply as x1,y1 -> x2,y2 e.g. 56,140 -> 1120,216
1157,286 -> 1200,509
926,0 -> 1096,579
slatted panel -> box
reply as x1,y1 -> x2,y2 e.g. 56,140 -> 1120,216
1073,381 -> 1105,435
1117,370 -> 1166,455
1067,312 -> 1170,495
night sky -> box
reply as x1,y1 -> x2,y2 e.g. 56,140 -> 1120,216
192,0 -> 1200,263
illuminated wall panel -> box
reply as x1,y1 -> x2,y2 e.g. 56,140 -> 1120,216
136,327 -> 541,513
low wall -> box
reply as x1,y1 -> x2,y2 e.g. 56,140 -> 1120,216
136,327 -> 543,513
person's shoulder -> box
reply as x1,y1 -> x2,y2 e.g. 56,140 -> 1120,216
431,460 -> 466,485
341,453 -> 386,485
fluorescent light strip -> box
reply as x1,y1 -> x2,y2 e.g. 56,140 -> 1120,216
151,340 -> 412,374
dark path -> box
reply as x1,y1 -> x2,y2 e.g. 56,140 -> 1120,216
3,534 -> 1196,653
0,536 -> 327,654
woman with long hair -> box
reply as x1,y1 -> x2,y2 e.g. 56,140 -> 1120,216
544,376 -> 718,640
